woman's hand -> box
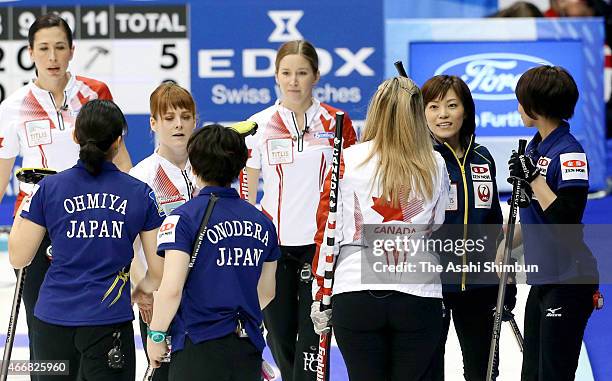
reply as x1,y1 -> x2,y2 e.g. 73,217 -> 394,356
508,151 -> 539,184
132,285 -> 153,324
310,301 -> 332,335
146,338 -> 169,368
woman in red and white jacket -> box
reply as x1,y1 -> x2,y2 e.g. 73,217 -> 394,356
129,82 -> 197,381
243,40 -> 356,381
311,76 -> 449,381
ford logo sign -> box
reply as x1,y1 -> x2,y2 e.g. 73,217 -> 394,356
434,53 -> 552,100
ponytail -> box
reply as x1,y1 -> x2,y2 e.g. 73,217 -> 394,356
79,140 -> 109,176
75,100 -> 127,176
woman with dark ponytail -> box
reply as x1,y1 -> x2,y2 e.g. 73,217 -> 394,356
0,15 -> 131,371
76,100 -> 129,175
8,99 -> 165,381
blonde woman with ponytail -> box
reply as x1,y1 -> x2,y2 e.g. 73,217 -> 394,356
311,76 -> 450,381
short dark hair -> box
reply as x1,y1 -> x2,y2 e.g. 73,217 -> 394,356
421,75 -> 476,150
187,124 -> 248,187
515,65 -> 579,121
28,13 -> 73,48
75,100 -> 127,176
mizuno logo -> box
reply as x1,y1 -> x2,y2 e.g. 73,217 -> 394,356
546,307 -> 563,317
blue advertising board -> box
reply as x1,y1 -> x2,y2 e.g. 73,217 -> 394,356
190,0 -> 383,124
410,40 -> 584,137
384,0 -> 497,18
386,18 -> 606,192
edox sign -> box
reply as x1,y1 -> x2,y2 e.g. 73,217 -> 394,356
198,10 -> 375,79
192,0 -> 383,121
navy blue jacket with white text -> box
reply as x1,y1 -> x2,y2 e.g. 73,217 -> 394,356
433,136 -> 503,291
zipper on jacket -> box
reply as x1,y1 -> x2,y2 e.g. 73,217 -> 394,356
181,169 -> 194,199
48,91 -> 68,131
291,112 -> 308,152
444,136 -> 474,291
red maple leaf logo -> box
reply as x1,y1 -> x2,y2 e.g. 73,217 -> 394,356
371,196 -> 404,222
0,137 -> 4,148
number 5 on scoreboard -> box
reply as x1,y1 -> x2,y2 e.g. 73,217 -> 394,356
161,43 -> 178,69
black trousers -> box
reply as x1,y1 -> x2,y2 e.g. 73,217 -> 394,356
333,290 -> 443,381
430,286 -> 499,381
169,335 -> 261,381
521,284 -> 596,381
263,245 -> 318,381
15,234 -> 51,381
138,313 -> 169,380
31,317 -> 135,381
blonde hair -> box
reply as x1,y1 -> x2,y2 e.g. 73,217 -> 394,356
361,76 -> 437,206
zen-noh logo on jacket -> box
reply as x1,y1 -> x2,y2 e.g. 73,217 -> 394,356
434,53 -> 552,100
470,163 -> 491,181
563,159 -> 586,167
559,152 -> 588,181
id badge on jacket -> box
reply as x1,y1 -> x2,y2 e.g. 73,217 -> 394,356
267,138 -> 294,165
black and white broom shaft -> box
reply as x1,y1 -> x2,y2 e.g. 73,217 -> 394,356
143,365 -> 155,380
486,139 -> 527,381
316,112 -> 344,381
507,312 -> 524,352
1,269 -> 26,381
320,111 -> 344,311
2,169 -> 55,381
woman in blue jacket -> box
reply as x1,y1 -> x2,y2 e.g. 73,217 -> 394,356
508,65 -> 599,381
9,99 -> 164,380
422,75 -> 515,381
146,124 -> 279,381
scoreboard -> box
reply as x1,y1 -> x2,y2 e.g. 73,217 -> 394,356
0,4 -> 190,114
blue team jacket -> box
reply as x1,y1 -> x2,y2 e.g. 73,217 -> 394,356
433,136 -> 503,292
